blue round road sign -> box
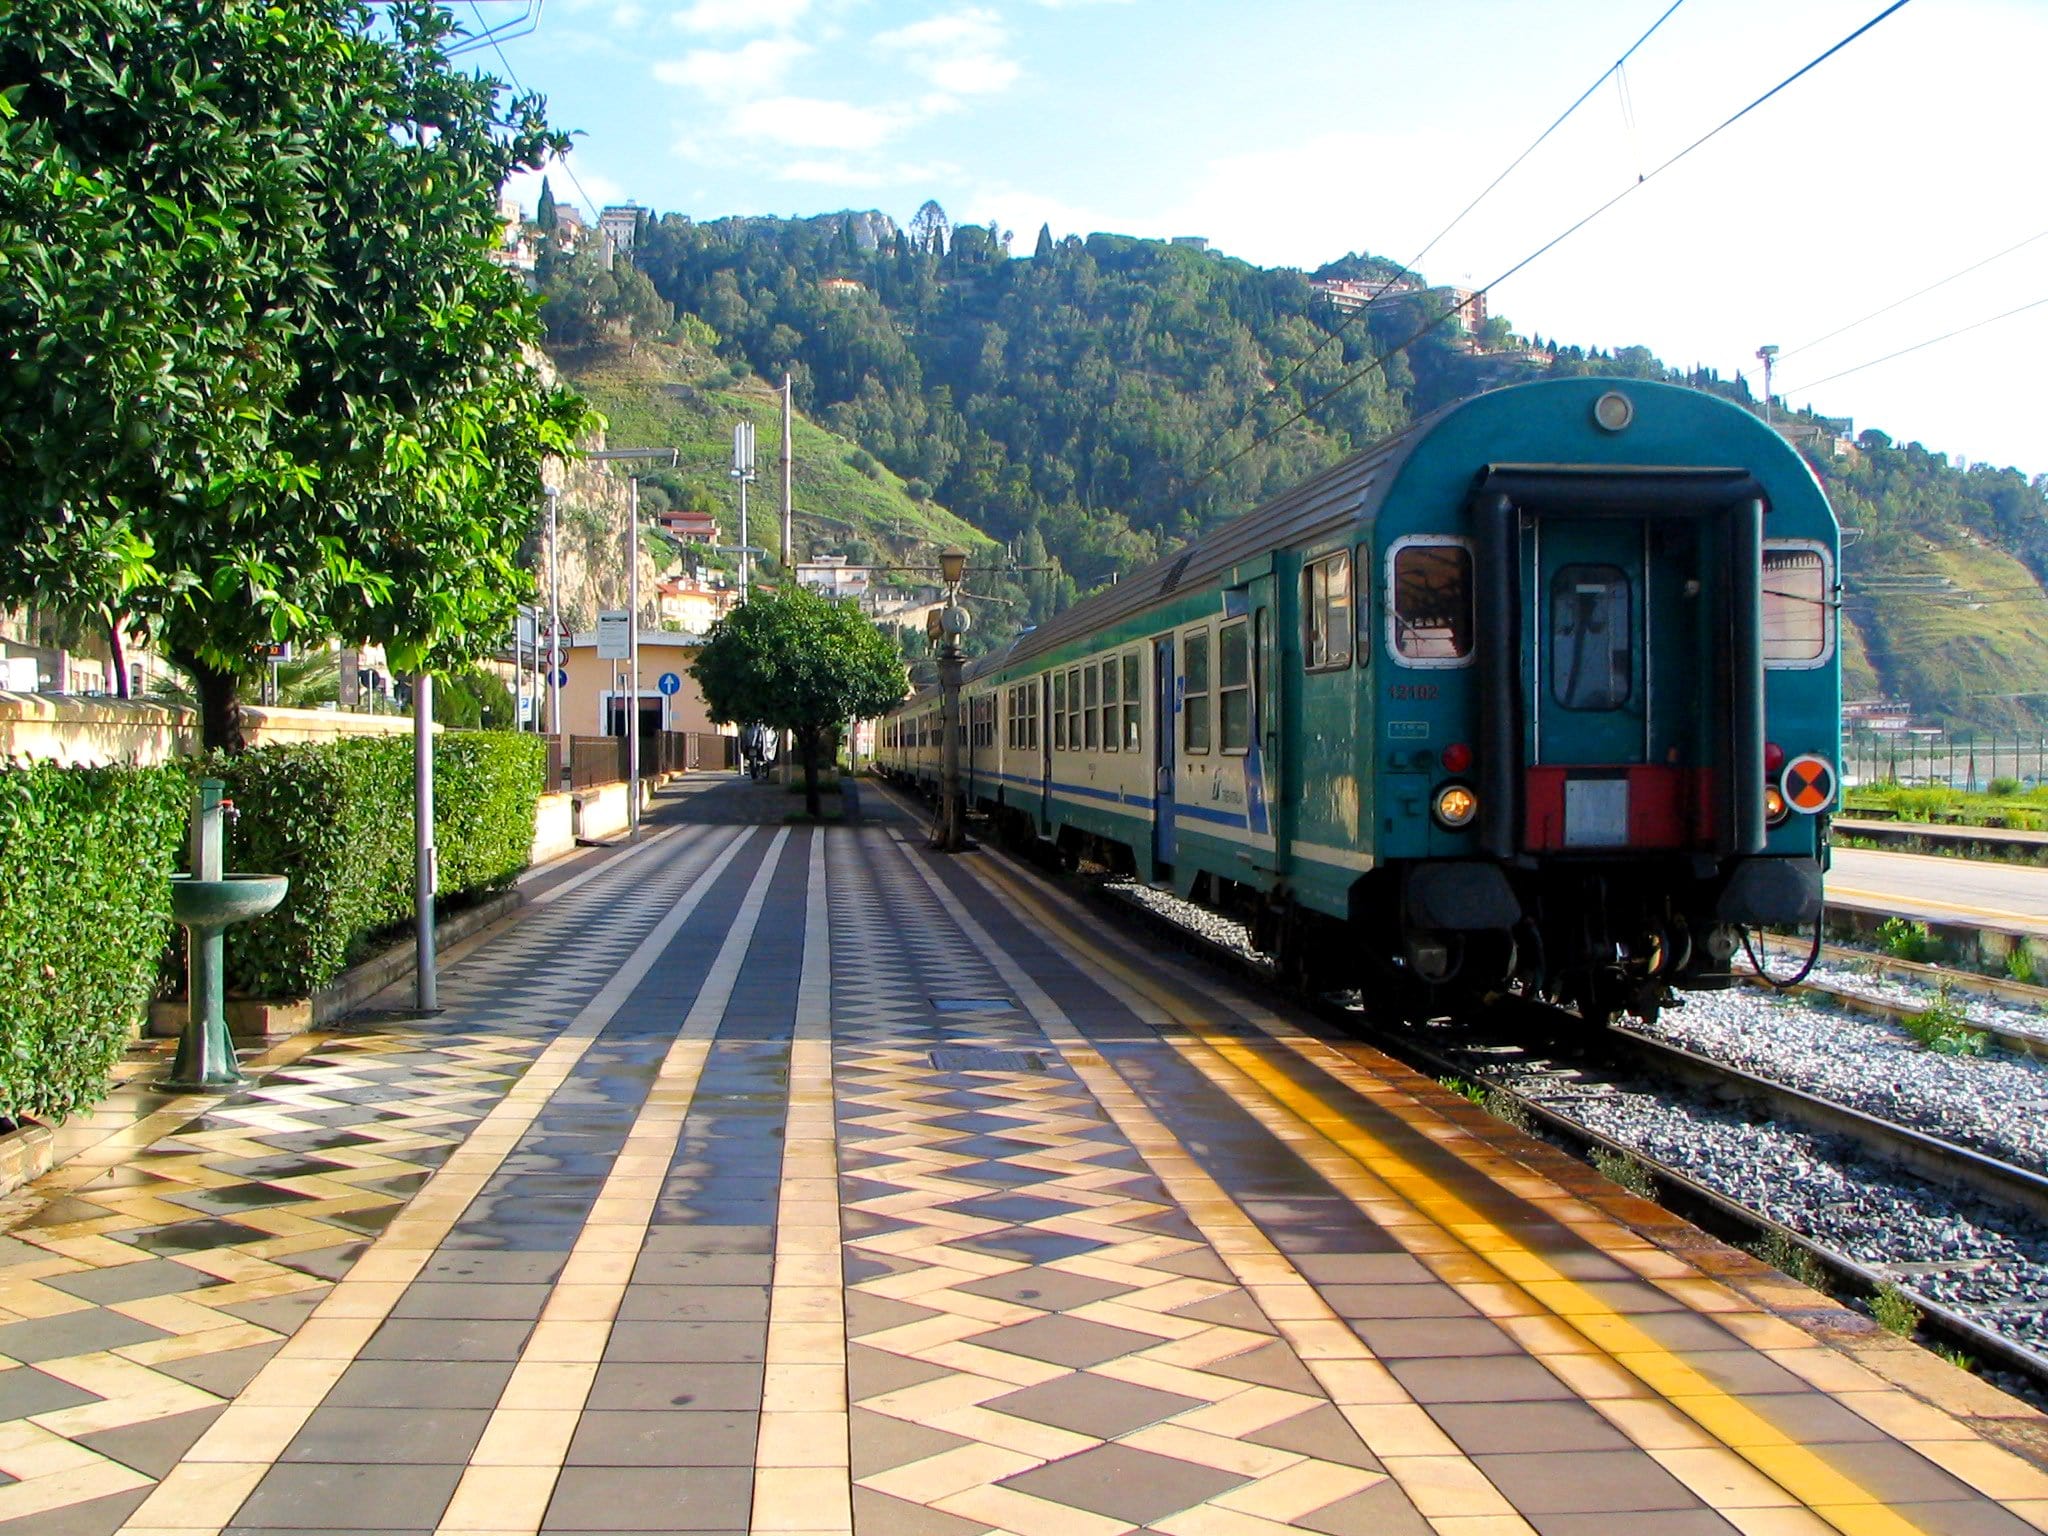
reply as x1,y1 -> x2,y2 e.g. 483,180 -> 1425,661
553,668 -> 569,687
657,672 -> 682,697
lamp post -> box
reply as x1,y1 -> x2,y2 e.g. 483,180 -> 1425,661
934,546 -> 969,853
545,486 -> 562,744
585,448 -> 680,840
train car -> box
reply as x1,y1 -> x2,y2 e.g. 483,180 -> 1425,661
876,377 -> 1839,1024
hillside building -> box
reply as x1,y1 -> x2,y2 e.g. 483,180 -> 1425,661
598,204 -> 642,270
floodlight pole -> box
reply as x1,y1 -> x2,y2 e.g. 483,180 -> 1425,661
1756,344 -> 1779,427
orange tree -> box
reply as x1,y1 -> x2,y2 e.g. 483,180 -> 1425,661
0,0 -> 588,746
690,586 -> 905,818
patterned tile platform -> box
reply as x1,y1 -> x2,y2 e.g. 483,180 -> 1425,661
3,771 -> 2047,1536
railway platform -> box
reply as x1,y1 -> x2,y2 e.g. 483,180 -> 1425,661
4,774 -> 2048,1536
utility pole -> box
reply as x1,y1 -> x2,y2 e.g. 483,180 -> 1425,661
1756,344 -> 1779,427
781,374 -> 795,574
732,420 -> 756,599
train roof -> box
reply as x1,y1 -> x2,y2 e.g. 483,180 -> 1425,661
962,409 -> 1437,685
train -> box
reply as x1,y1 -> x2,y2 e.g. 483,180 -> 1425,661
875,378 -> 1840,1025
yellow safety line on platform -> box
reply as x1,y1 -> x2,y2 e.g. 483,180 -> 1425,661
436,826 -> 792,1535
1828,886 -> 2048,929
749,830 -> 854,1534
881,837 -> 1537,1532
957,849 -> 1946,1536
112,825 -> 759,1536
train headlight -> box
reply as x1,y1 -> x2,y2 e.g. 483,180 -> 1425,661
1433,783 -> 1479,830
1764,784 -> 1790,825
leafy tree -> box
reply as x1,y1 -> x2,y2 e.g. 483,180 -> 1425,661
690,586 -> 904,817
0,0 -> 587,750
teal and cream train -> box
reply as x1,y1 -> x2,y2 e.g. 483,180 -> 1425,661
877,378 -> 1840,1025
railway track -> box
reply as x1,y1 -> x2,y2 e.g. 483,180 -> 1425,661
1078,865 -> 2048,1395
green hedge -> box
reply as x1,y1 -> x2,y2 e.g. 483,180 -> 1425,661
215,732 -> 544,999
0,762 -> 189,1124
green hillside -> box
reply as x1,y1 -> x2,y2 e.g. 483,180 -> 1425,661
539,205 -> 2048,724
554,340 -> 996,586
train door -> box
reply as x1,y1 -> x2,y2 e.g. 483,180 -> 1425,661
1153,636 -> 1177,869
1039,673 -> 1054,833
1528,515 -> 1703,848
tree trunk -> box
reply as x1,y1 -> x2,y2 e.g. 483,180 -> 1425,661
186,658 -> 247,754
107,611 -> 129,699
801,727 -> 822,820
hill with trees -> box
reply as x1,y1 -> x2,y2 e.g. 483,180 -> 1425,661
536,200 -> 2048,726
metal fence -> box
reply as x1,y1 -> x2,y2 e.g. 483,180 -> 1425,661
545,734 -> 566,791
568,735 -> 626,791
652,730 -> 737,773
1845,729 -> 2048,791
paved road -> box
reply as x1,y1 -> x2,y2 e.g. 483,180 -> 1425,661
1829,844 -> 2048,936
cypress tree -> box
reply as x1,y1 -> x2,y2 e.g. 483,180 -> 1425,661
1033,223 -> 1054,260
536,176 -> 558,230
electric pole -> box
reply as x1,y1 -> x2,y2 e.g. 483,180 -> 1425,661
732,420 -> 756,599
1756,343 -> 1779,427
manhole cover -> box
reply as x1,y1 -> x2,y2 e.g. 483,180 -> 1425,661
931,998 -> 1017,1014
929,1048 -> 1046,1074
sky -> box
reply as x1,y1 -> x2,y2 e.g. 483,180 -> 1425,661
480,0 -> 2048,479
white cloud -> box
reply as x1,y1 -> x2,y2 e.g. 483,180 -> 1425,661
778,159 -> 887,187
653,37 -> 811,99
874,8 -> 1018,99
674,0 -> 810,34
729,96 -> 906,151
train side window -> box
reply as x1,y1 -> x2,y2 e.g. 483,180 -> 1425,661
1763,542 -> 1834,667
1121,652 -> 1141,750
1100,660 -> 1119,752
1183,628 -> 1212,753
1389,538 -> 1475,665
1053,672 -> 1067,749
1219,619 -> 1252,753
1551,564 -> 1632,711
1028,683 -> 1040,750
1302,552 -> 1352,671
1067,667 -> 1083,748
1083,665 -> 1100,749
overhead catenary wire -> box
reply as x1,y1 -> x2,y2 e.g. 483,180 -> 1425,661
1783,293 -> 2048,394
468,0 -> 603,223
1778,225 -> 2048,363
1176,0 -> 1918,512
1200,0 -> 1689,469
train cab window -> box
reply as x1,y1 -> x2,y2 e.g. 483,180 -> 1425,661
1219,619 -> 1252,753
1052,672 -> 1067,749
1100,660 -> 1118,752
1551,564 -> 1632,711
1390,539 -> 1474,663
1183,628 -> 1212,753
1083,666 -> 1099,749
1121,652 -> 1141,750
1303,552 -> 1352,671
1763,543 -> 1834,666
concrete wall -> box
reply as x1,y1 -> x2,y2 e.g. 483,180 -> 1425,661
532,792 -> 576,865
242,706 -> 441,746
571,780 -> 649,843
0,691 -> 196,766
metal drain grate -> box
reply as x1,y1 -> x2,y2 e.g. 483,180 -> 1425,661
931,997 -> 1017,1015
929,1047 -> 1046,1074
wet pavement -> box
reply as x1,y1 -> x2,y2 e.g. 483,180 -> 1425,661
2,773 -> 2046,1536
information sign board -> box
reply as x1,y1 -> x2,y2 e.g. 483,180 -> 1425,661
596,610 -> 631,660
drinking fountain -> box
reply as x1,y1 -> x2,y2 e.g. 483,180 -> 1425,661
164,778 -> 288,1091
